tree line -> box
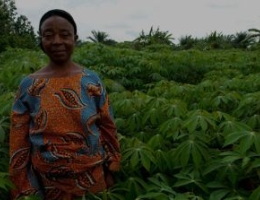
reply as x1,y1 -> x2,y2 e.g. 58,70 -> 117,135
1,0 -> 260,53
0,0 -> 38,52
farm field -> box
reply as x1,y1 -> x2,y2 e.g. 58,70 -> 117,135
1,44 -> 260,200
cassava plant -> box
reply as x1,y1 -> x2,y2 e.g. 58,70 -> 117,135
1,43 -> 260,199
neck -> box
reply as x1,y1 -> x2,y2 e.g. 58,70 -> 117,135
49,60 -> 74,69
43,61 -> 82,76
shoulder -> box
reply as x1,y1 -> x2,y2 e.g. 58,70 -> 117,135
82,68 -> 102,83
19,76 -> 34,91
13,76 -> 34,103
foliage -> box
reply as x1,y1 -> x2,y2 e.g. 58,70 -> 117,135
175,31 -> 253,51
0,0 -> 37,53
231,31 -> 252,49
243,28 -> 260,49
1,43 -> 260,199
1,1 -> 260,199
87,30 -> 117,46
178,35 -> 199,50
134,26 -> 174,49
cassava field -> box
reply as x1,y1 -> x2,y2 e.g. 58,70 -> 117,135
1,44 -> 260,200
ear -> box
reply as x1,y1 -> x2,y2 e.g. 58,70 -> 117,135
74,34 -> 78,42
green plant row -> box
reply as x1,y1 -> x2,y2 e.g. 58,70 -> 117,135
1,45 -> 260,199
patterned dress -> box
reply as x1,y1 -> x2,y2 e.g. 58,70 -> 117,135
9,68 -> 121,200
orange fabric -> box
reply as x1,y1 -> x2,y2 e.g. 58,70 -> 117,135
9,70 -> 121,200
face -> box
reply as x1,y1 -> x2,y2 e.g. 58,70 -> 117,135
40,16 -> 78,64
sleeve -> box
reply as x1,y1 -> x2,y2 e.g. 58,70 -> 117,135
9,79 -> 42,199
97,83 -> 121,172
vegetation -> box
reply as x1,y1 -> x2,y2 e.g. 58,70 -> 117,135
0,0 -> 37,53
133,26 -> 174,49
2,0 -> 260,199
1,44 -> 260,200
87,30 -> 117,46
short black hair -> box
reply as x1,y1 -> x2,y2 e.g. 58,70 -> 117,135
39,9 -> 77,35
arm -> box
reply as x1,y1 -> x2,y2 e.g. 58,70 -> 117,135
9,81 -> 42,199
98,87 -> 121,172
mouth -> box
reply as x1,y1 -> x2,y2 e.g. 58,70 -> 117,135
52,50 -> 67,56
52,50 -> 66,53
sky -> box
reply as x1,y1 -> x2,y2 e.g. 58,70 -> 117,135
15,0 -> 260,44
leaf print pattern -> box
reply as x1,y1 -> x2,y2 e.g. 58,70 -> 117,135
9,69 -> 120,199
86,113 -> 101,135
62,132 -> 87,145
28,79 -> 48,96
76,171 -> 96,189
30,109 -> 47,133
19,188 -> 38,198
10,147 -> 30,170
47,166 -> 75,179
48,144 -> 72,161
45,187 -> 62,200
54,88 -> 86,109
87,83 -> 102,96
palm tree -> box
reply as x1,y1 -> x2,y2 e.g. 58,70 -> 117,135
231,31 -> 252,49
88,30 -> 109,43
134,26 -> 174,47
205,31 -> 224,49
87,30 -> 117,45
248,28 -> 260,40
178,35 -> 198,50
152,26 -> 174,45
243,28 -> 260,47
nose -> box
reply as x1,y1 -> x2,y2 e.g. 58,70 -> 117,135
53,34 -> 62,44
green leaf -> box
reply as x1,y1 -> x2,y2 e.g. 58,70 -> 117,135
142,108 -> 162,126
147,134 -> 166,149
136,192 -> 169,200
192,143 -> 203,167
130,149 -> 140,168
161,100 -> 187,118
122,144 -> 155,171
158,117 -> 183,139
223,130 -> 256,153
173,169 -> 206,192
173,133 -> 209,168
203,160 -> 226,176
125,177 -> 148,197
147,174 -> 175,195
246,114 -> 260,129
183,109 -> 216,132
139,151 -> 151,171
0,172 -> 14,191
0,126 -> 6,143
239,132 -> 255,152
249,185 -> 260,200
223,131 -> 249,146
251,158 -> 260,169
127,111 -> 142,131
209,189 -> 230,200
183,116 -> 198,132
173,140 -> 191,167
219,120 -> 251,134
103,78 -> 125,93
154,150 -> 170,171
253,133 -> 260,154
173,178 -> 194,187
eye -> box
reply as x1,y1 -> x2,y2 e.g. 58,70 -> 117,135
43,32 -> 54,38
60,31 -> 71,38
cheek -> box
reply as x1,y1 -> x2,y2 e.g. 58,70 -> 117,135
41,39 -> 49,48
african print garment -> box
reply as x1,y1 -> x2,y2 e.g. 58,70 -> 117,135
9,69 -> 121,200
